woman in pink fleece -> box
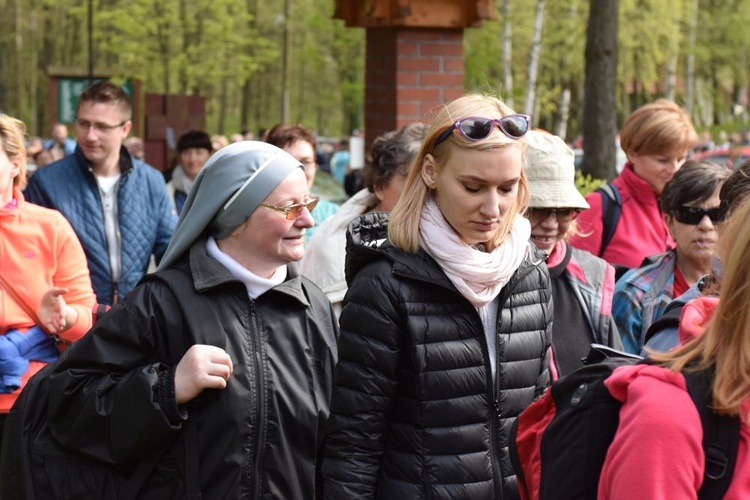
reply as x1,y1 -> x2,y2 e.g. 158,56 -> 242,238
598,200 -> 750,499
571,100 -> 697,272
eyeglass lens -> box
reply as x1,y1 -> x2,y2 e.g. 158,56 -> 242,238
674,206 -> 723,225
459,115 -> 529,141
435,114 -> 530,146
74,119 -> 123,132
500,115 -> 529,138
285,198 -> 319,220
530,208 -> 579,222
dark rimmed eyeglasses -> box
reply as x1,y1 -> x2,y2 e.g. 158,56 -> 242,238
672,206 -> 724,225
73,118 -> 127,133
527,208 -> 581,223
434,114 -> 531,147
260,196 -> 319,220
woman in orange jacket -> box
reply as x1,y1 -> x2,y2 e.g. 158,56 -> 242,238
0,114 -> 96,438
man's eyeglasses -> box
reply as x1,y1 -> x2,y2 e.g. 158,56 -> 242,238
260,196 -> 319,220
434,114 -> 531,147
527,207 -> 581,223
298,158 -> 317,169
73,119 -> 127,133
673,206 -> 724,225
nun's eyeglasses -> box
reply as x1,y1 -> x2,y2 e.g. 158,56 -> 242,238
260,196 -> 319,220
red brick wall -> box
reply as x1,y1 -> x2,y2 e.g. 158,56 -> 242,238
365,27 -> 464,148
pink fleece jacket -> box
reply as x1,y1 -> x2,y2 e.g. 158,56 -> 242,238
571,164 -> 675,269
678,296 -> 719,345
600,363 -> 750,499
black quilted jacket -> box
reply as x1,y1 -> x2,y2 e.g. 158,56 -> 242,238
323,213 -> 553,500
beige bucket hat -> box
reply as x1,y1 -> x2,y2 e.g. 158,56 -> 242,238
524,130 -> 590,210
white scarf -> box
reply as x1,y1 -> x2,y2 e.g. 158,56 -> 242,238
419,197 -> 530,307
171,165 -> 195,195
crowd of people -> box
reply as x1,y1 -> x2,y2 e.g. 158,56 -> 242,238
1,79 -> 750,498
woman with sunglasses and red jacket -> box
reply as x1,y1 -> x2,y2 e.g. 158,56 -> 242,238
571,100 -> 698,274
322,94 -> 553,500
612,160 -> 729,354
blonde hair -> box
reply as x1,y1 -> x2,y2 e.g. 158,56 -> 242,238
619,99 -> 697,157
388,94 -> 530,253
652,200 -> 750,421
0,114 -> 28,188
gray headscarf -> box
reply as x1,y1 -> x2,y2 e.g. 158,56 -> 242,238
158,141 -> 303,270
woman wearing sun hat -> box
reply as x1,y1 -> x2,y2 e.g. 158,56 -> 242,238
524,130 -> 621,377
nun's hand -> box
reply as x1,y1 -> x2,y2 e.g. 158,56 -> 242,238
174,344 -> 234,404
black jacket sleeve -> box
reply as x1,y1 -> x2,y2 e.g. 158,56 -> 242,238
535,266 -> 554,397
47,282 -> 185,464
322,260 -> 402,499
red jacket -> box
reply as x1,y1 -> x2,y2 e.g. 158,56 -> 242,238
0,189 -> 96,412
600,364 -> 750,499
570,164 -> 675,269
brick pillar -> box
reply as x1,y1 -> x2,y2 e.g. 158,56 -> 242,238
364,27 -> 464,147
143,93 -> 206,171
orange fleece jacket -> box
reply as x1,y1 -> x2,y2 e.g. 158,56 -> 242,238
0,188 -> 96,412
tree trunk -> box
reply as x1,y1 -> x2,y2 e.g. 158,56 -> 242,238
218,77 -> 228,134
500,0 -> 514,108
15,0 -> 23,116
179,0 -> 188,94
555,88 -> 571,139
524,0 -> 546,117
664,52 -> 677,101
685,0 -> 699,115
280,0 -> 292,124
30,2 -> 38,133
555,0 -> 579,140
240,0 -> 259,131
0,0 -> 7,114
582,0 -> 618,181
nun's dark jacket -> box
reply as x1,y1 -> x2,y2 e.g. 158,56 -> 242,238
46,238 -> 339,499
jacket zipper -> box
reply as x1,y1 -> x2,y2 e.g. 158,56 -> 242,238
91,166 -> 123,305
249,302 -> 267,500
393,252 -> 544,498
489,261 -> 541,500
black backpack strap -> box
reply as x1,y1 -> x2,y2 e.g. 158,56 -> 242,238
142,268 -> 227,349
683,368 -> 740,499
140,268 -> 228,498
644,303 -> 684,345
596,184 -> 622,257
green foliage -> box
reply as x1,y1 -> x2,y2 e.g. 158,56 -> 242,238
3,0 -> 750,142
575,170 -> 607,196
1,0 -> 363,138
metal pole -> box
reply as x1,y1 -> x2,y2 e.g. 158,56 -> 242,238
280,0 -> 291,123
88,0 -> 94,83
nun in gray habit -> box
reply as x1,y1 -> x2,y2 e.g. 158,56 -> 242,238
46,141 -> 339,499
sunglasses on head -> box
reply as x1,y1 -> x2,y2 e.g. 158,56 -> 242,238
260,196 -> 320,220
672,206 -> 724,225
434,114 -> 531,147
527,207 -> 581,223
